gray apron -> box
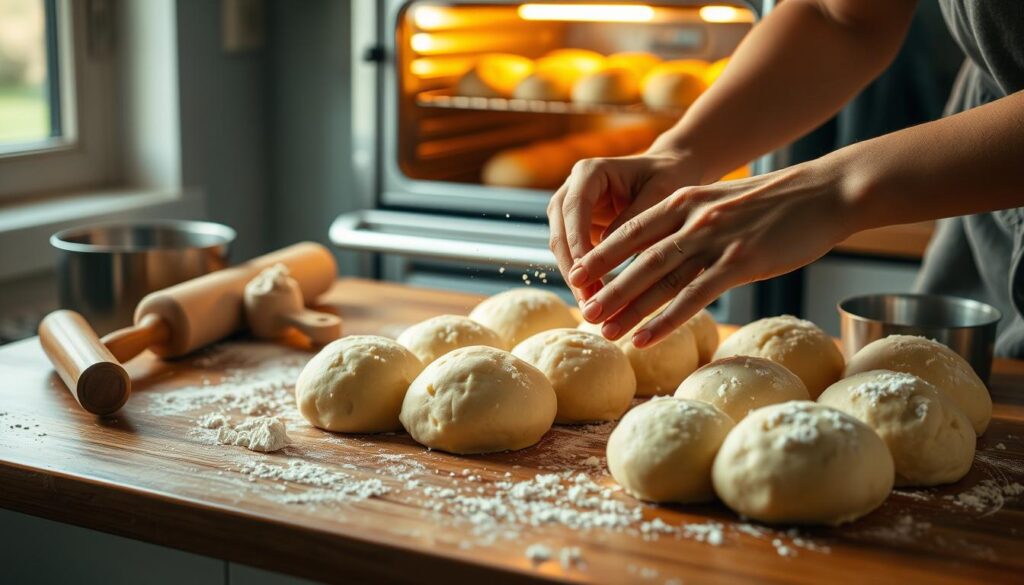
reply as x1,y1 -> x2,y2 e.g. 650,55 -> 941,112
915,1 -> 1024,357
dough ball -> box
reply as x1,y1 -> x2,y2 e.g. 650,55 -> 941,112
400,346 -> 556,454
579,316 -> 699,397
712,401 -> 894,525
481,143 -> 578,189
606,51 -> 662,78
513,71 -> 574,101
607,397 -> 734,503
295,336 -> 423,433
572,67 -> 641,105
512,328 -> 636,423
703,57 -> 730,86
469,288 -> 578,347
843,335 -> 992,435
642,61 -> 707,109
713,315 -> 844,399
675,356 -> 809,422
396,314 -> 506,366
456,53 -> 534,98
535,49 -> 606,79
818,370 -> 975,486
684,308 -> 719,365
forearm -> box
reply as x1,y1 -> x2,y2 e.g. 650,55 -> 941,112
651,0 -> 916,183
835,90 -> 1024,232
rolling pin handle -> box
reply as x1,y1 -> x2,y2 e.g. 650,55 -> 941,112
281,309 -> 343,345
102,313 -> 171,364
38,310 -> 130,416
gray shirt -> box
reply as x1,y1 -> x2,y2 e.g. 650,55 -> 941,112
915,1 -> 1024,357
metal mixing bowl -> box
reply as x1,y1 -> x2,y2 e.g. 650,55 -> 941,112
51,220 -> 236,334
838,293 -> 1001,383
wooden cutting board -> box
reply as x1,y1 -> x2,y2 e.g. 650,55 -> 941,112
0,278 -> 1022,584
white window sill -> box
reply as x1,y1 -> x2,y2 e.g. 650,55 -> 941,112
0,188 -> 206,281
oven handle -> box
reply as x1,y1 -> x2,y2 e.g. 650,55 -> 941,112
329,210 -> 558,269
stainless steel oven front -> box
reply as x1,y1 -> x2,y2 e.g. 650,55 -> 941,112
333,0 -> 775,320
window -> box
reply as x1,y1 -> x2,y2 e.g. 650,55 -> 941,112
0,0 -> 117,200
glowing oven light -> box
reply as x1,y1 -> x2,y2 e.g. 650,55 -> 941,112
699,5 -> 753,23
517,4 -> 655,23
413,5 -> 450,29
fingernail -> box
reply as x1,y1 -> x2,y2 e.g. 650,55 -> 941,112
603,321 -> 621,339
633,329 -> 652,347
568,264 -> 588,287
582,299 -> 603,321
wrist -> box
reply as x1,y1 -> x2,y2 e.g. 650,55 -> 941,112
815,146 -> 881,238
645,133 -> 714,184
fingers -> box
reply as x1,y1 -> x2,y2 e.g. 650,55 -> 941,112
547,185 -> 582,301
632,261 -> 737,348
571,197 -> 682,291
562,159 -> 612,264
579,236 -> 692,325
597,255 -> 708,339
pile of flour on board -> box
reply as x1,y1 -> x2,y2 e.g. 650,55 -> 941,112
198,414 -> 291,453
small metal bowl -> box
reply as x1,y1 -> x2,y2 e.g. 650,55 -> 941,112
838,293 -> 1001,383
51,220 -> 236,334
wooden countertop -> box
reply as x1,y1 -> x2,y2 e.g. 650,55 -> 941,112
1,279 -> 1022,584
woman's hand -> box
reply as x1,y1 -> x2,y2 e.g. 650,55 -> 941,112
568,160 -> 857,347
547,149 -> 704,301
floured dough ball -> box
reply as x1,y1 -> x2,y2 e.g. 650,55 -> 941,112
572,67 -> 641,105
295,336 -> 423,433
713,315 -> 844,399
684,308 -> 719,365
579,316 -> 699,397
469,288 -> 578,347
396,314 -> 505,366
712,401 -> 894,525
607,397 -> 734,503
818,370 -> 975,486
675,356 -> 809,422
512,328 -> 636,423
642,61 -> 707,109
456,53 -> 534,98
400,346 -> 556,454
844,335 -> 991,435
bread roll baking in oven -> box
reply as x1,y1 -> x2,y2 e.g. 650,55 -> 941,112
456,53 -> 534,98
571,67 -> 641,105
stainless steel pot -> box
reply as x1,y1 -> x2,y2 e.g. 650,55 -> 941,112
838,293 -> 1001,383
51,220 -> 236,334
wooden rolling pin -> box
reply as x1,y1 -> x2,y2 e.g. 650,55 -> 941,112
39,242 -> 337,415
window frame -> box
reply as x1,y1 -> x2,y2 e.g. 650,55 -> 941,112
0,0 -> 118,201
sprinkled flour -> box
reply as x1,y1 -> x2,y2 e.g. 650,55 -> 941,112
944,479 -> 1024,515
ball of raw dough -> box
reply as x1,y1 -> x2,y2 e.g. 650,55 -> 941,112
607,397 -> 734,503
844,335 -> 992,435
399,346 -> 556,454
818,370 -> 975,487
456,53 -> 534,98
396,314 -> 505,366
513,71 -> 574,101
606,51 -> 662,78
712,401 -> 894,525
579,316 -> 699,397
684,308 -> 719,365
571,67 -> 641,105
674,356 -> 809,422
642,68 -> 706,109
469,288 -> 578,347
713,315 -> 844,399
295,336 -> 423,433
512,328 -> 636,423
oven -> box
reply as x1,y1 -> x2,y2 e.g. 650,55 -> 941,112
331,0 -> 778,321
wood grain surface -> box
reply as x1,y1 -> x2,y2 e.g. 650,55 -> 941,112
1,279 -> 1022,584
